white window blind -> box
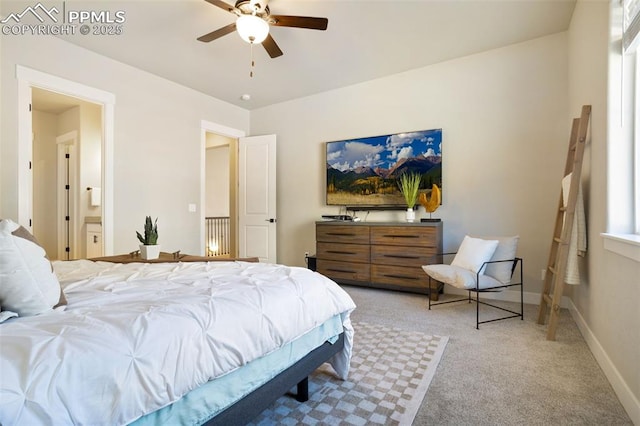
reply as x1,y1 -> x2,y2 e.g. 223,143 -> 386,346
625,0 -> 640,51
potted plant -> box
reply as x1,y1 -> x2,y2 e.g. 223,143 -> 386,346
136,216 -> 160,260
398,172 -> 422,222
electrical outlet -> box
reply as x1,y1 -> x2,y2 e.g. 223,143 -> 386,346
541,269 -> 546,280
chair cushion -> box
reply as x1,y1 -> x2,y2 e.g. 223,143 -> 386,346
473,235 -> 519,284
450,235 -> 499,274
422,264 -> 505,290
0,219 -> 66,321
422,264 -> 459,286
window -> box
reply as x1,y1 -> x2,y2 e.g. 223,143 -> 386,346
624,0 -> 640,52
629,51 -> 640,235
603,0 -> 640,260
624,0 -> 640,233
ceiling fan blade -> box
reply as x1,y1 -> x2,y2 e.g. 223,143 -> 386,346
197,23 -> 237,42
203,0 -> 237,14
270,15 -> 328,31
262,34 -> 283,58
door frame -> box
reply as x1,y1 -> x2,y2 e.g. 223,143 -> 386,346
200,120 -> 245,256
17,65 -> 115,255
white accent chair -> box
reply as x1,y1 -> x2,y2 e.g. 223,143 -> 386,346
422,235 -> 523,329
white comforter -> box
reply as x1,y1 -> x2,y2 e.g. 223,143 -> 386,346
0,260 -> 355,425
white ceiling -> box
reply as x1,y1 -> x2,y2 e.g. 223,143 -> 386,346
13,0 -> 577,110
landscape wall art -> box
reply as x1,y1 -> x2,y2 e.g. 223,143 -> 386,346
326,128 -> 442,207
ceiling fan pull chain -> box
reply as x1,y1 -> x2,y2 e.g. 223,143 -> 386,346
250,42 -> 256,78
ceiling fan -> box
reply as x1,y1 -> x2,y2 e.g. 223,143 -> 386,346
197,0 -> 328,58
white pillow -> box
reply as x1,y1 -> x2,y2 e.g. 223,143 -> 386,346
475,235 -> 519,284
451,235 -> 499,274
0,219 -> 66,320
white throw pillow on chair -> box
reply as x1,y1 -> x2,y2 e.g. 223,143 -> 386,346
450,235 -> 499,274
473,235 -> 519,284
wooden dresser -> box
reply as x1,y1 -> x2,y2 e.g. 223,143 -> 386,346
315,221 -> 443,298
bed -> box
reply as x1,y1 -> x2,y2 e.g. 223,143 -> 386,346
0,220 -> 356,425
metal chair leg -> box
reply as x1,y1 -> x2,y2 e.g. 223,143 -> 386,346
476,289 -> 480,330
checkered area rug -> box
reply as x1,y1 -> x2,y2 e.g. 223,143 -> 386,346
249,321 -> 449,426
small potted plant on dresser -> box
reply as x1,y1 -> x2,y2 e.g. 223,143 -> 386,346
136,216 -> 160,260
398,172 -> 422,222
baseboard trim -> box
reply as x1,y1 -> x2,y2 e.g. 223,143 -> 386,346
568,300 -> 640,425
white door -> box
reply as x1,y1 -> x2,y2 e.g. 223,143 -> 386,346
238,134 -> 276,263
56,140 -> 76,260
18,85 -> 33,231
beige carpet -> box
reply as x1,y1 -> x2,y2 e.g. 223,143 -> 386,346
249,321 -> 448,425
345,286 -> 634,425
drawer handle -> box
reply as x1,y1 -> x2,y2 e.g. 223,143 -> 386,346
327,268 -> 357,274
327,250 -> 357,255
326,232 -> 356,237
382,234 -> 419,239
383,254 -> 420,259
382,274 -> 418,280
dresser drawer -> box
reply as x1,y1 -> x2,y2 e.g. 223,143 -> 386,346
370,264 -> 427,290
370,245 -> 439,267
317,259 -> 370,283
370,226 -> 436,247
316,224 -> 370,244
317,242 -> 370,263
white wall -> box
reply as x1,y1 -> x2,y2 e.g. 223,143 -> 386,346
79,102 -> 102,219
205,145 -> 230,217
568,1 -> 640,422
1,34 -> 250,255
79,102 -> 102,257
251,33 -> 569,294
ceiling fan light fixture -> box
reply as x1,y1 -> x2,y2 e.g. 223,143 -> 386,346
236,14 -> 269,44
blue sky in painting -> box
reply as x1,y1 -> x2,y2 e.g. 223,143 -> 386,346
326,129 -> 442,172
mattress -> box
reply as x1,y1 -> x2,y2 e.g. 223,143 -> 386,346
0,260 -> 356,425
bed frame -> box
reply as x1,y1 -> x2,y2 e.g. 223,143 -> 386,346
205,333 -> 346,425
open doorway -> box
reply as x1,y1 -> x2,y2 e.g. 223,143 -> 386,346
17,65 -> 115,257
31,88 -> 103,260
200,120 -> 245,258
199,122 -> 277,262
204,133 -> 236,257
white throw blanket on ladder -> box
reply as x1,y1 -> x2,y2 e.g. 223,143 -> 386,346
562,173 -> 587,285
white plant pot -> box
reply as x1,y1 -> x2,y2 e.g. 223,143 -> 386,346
406,208 -> 416,223
140,244 -> 160,260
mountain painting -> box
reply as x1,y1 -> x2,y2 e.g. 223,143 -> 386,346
326,129 -> 442,206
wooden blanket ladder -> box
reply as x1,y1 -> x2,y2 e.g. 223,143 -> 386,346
537,105 -> 591,341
